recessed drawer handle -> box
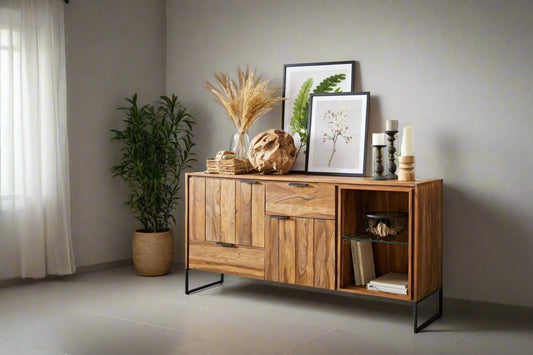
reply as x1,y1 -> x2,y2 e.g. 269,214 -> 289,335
288,182 -> 308,187
270,215 -> 289,220
239,180 -> 258,184
216,242 -> 236,247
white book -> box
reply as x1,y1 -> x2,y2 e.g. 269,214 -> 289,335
366,283 -> 408,295
368,272 -> 408,290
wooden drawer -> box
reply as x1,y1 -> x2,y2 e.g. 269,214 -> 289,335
265,182 -> 335,219
188,240 -> 264,279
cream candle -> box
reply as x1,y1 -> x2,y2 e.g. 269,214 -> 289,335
400,125 -> 414,156
386,120 -> 398,131
372,133 -> 385,146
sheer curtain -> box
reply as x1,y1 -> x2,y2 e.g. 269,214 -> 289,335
0,0 -> 75,279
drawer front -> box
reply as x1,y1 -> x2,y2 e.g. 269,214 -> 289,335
266,182 -> 335,219
188,240 -> 264,279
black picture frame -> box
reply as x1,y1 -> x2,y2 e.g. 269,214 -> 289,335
282,61 -> 355,172
305,92 -> 370,176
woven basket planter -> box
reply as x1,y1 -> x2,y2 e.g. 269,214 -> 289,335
132,229 -> 174,276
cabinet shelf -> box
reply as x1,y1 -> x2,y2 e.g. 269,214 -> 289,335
338,285 -> 410,301
343,233 -> 408,246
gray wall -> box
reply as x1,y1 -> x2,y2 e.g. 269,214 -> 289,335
65,0 -> 166,266
166,0 -> 533,307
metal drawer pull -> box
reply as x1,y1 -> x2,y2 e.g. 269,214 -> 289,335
239,180 -> 258,184
270,215 -> 289,220
288,182 -> 308,187
216,242 -> 236,247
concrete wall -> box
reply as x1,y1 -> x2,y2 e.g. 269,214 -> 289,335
166,0 -> 533,307
65,0 -> 166,266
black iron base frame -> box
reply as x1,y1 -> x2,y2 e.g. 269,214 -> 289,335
185,269 -> 442,333
185,268 -> 224,295
413,288 -> 443,333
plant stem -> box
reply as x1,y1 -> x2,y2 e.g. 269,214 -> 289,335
328,135 -> 339,167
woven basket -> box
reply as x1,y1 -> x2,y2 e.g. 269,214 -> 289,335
132,229 -> 173,276
206,158 -> 254,175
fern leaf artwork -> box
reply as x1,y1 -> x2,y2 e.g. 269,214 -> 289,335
290,78 -> 313,152
313,73 -> 346,94
288,73 -> 347,154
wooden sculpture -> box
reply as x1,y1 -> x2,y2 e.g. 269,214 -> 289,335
248,129 -> 297,174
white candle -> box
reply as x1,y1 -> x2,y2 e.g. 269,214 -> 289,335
372,133 -> 385,146
400,125 -> 414,156
386,120 -> 398,131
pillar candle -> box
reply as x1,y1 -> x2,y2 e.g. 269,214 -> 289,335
372,133 -> 385,146
386,120 -> 398,131
400,125 -> 414,156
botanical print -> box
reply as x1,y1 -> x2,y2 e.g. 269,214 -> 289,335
282,62 -> 354,171
307,92 -> 369,176
321,107 -> 352,167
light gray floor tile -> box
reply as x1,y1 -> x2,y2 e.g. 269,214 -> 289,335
1,266 -> 532,355
0,336 -> 64,355
441,331 -> 533,355
7,311 -> 204,355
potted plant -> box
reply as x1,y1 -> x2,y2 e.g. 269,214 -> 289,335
111,94 -> 195,276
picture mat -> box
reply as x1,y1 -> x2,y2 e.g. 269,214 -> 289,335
282,63 -> 354,171
307,94 -> 368,175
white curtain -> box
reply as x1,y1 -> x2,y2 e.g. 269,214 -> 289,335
0,0 -> 75,279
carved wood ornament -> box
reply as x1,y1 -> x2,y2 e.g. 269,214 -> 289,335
248,129 -> 297,174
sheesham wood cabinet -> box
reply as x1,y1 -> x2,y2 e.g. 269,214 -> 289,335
185,172 -> 443,333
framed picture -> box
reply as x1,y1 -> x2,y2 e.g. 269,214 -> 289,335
306,92 -> 369,176
282,61 -> 355,172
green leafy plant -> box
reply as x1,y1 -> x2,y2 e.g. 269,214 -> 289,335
111,94 -> 195,233
289,74 -> 347,153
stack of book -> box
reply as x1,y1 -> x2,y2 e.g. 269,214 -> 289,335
367,272 -> 408,294
350,240 -> 376,286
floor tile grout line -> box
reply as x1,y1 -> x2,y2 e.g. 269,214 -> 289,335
437,332 -> 473,355
287,328 -> 339,353
88,311 -> 191,334
0,333 -> 68,355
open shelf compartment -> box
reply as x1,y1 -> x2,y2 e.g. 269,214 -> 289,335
337,186 -> 412,300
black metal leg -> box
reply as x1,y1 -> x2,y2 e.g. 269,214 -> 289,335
413,288 -> 443,333
185,268 -> 224,295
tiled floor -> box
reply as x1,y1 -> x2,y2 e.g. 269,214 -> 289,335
0,266 -> 532,355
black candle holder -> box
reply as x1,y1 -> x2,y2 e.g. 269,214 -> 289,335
372,145 -> 387,180
385,130 -> 398,179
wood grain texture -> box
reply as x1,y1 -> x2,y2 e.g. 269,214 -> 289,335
314,219 -> 335,290
185,176 -> 190,266
188,172 -> 435,187
188,240 -> 264,279
205,178 -> 221,242
296,218 -> 314,287
279,218 -> 296,284
266,182 -> 335,219
236,181 -> 252,246
413,180 -> 443,301
251,183 -> 265,248
186,173 -> 443,304
220,179 -> 236,244
264,216 -> 279,282
189,177 -> 205,241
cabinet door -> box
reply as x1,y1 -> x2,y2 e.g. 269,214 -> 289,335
265,216 -> 335,290
191,177 -> 264,247
187,176 -> 266,278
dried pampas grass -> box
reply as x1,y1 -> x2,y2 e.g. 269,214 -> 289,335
204,66 -> 285,133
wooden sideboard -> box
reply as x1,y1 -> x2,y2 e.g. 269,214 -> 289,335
185,172 -> 443,332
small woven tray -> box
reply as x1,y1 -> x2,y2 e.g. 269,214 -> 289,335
206,158 -> 254,175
